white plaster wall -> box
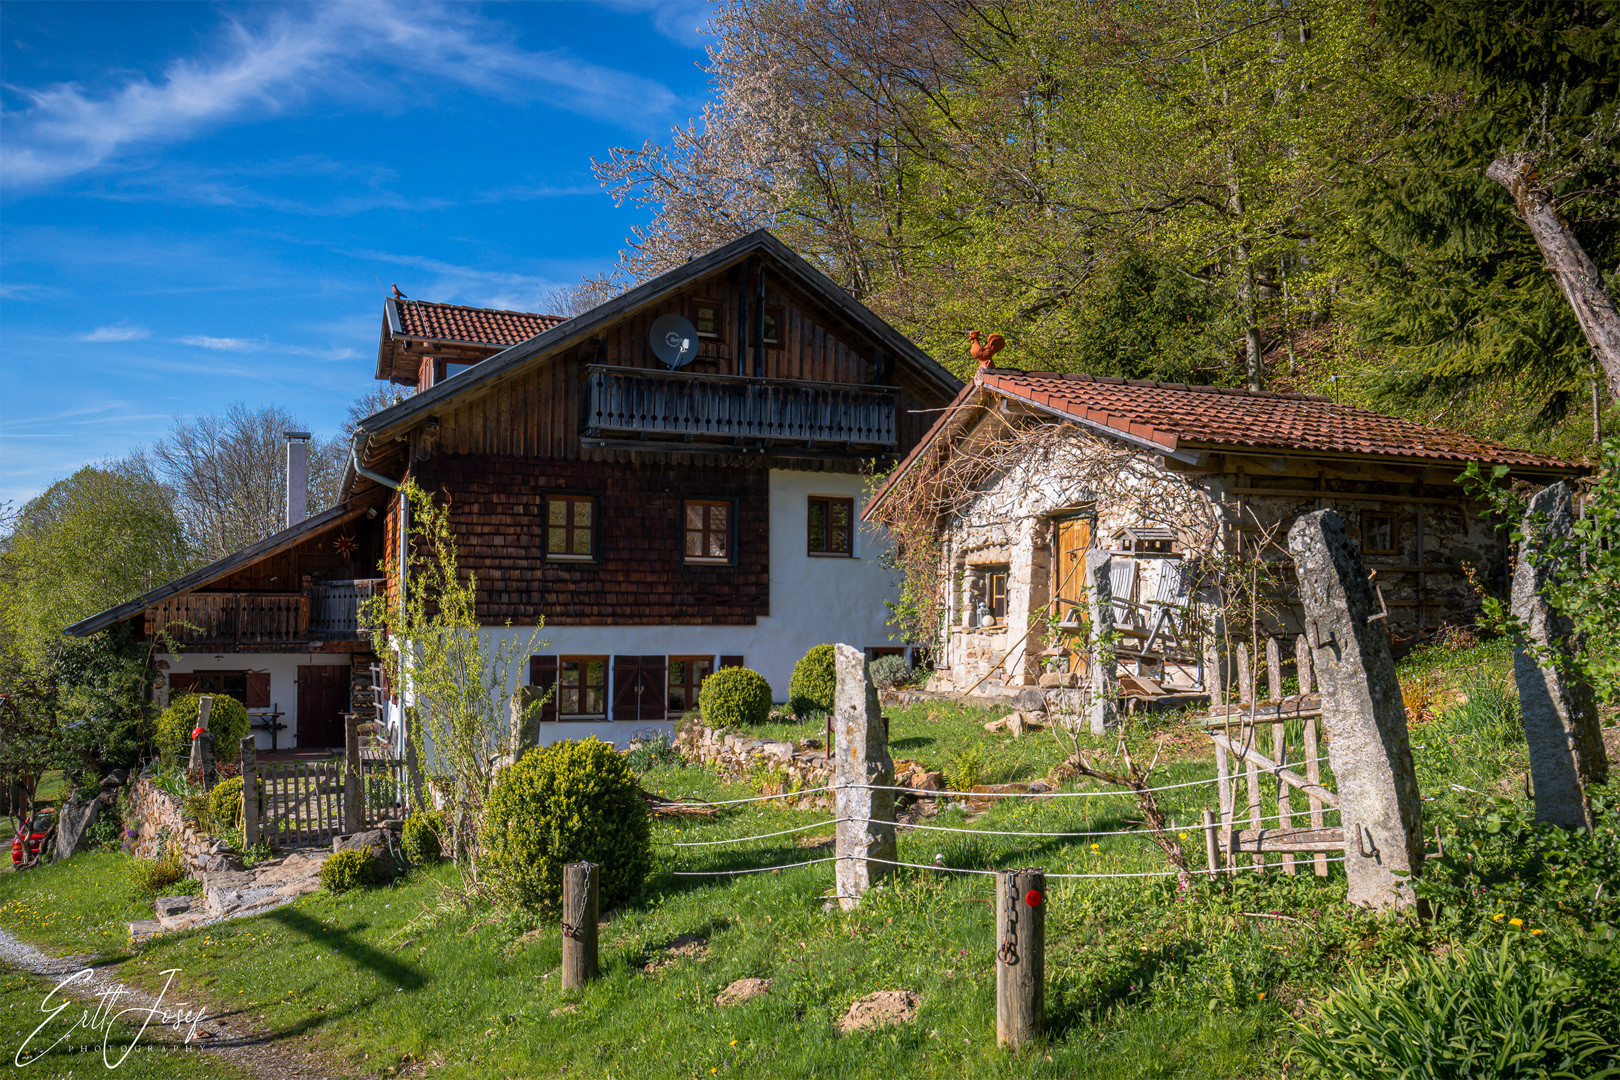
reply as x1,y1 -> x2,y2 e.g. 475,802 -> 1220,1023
390,469 -> 903,752
159,651 -> 353,750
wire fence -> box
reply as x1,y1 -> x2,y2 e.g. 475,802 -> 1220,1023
658,772 -> 1344,885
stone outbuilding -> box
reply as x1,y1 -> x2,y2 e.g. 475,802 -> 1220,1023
863,366 -> 1582,698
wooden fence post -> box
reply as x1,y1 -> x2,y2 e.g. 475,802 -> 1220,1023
996,867 -> 1045,1049
240,735 -> 259,849
1273,720 -> 1295,875
1236,642 -> 1253,704
190,695 -> 216,789
344,713 -> 362,833
1265,638 -> 1282,703
1201,809 -> 1219,876
561,862 -> 599,989
1295,635 -> 1314,696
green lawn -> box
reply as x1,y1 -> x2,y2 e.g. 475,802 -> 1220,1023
0,636 -> 1598,1080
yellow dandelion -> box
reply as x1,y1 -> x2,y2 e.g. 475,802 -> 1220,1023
1530,928 -> 1543,936
1258,992 -> 1266,1001
1509,918 -> 1523,927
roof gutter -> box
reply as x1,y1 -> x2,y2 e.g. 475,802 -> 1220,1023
350,432 -> 401,490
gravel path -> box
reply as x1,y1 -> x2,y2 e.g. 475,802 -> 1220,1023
0,927 -> 344,1079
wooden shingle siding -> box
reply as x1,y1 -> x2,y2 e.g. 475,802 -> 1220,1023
414,455 -> 770,626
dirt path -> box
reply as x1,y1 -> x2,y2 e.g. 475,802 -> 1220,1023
0,927 -> 344,1079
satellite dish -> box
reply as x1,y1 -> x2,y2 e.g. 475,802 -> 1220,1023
649,313 -> 698,368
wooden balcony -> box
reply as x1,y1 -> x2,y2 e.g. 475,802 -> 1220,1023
585,365 -> 898,450
147,579 -> 383,647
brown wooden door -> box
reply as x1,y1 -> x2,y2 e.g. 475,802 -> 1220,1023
297,665 -> 349,748
1053,517 -> 1094,674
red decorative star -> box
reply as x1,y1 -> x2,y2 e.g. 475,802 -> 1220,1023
333,533 -> 358,556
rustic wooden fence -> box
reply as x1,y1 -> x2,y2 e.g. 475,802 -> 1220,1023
1201,633 -> 1343,875
238,720 -> 414,850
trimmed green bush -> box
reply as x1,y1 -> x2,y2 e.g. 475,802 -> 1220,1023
788,643 -> 837,716
868,653 -> 915,689
700,666 -> 773,727
206,776 -> 243,833
479,737 -> 651,913
401,810 -> 443,865
320,848 -> 375,893
155,693 -> 249,766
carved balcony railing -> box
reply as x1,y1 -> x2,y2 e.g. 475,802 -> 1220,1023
147,579 -> 383,647
585,365 -> 898,450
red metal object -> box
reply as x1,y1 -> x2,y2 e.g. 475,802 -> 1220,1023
1024,888 -> 1043,907
191,725 -> 207,738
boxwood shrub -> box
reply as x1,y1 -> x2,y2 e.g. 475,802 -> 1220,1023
156,693 -> 249,766
401,809 -> 443,865
788,643 -> 837,716
320,848 -> 375,893
479,738 -> 651,913
699,666 -> 773,727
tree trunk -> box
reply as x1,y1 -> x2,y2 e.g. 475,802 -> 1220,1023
1487,152 -> 1620,403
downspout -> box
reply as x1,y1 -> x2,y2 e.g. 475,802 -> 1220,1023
349,432 -> 401,491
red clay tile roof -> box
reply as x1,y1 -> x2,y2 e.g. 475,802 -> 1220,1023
394,299 -> 565,347
979,370 -> 1580,470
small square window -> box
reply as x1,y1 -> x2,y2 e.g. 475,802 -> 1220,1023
1363,512 -> 1398,555
763,305 -> 784,348
986,570 -> 1008,624
808,496 -> 854,556
689,298 -> 724,340
557,656 -> 607,719
667,656 -> 715,715
684,500 -> 732,562
546,494 -> 596,560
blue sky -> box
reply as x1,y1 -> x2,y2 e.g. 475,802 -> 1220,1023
0,0 -> 715,508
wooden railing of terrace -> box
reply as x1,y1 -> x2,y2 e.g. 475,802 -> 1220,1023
585,365 -> 898,449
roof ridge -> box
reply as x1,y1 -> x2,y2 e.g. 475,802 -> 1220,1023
1047,370 -> 1331,403
400,297 -> 564,320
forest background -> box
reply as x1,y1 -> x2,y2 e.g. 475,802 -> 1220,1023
2,0 -> 1617,780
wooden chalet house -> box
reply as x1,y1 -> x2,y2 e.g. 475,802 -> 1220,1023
68,230 -> 961,750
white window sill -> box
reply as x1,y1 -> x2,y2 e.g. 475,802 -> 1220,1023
807,551 -> 856,559
684,557 -> 731,565
546,554 -> 595,562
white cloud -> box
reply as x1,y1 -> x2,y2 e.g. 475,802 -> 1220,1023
601,0 -> 718,48
2,2 -> 680,188
177,335 -> 259,351
81,324 -> 149,342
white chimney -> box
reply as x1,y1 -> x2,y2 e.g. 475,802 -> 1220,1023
284,431 -> 311,528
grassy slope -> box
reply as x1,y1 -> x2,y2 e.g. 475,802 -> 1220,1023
0,639 -> 1550,1079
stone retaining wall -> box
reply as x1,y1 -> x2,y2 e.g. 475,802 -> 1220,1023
128,773 -> 237,875
676,722 -> 835,808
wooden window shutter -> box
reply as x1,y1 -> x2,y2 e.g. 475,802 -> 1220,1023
529,656 -> 560,723
244,671 -> 272,709
719,655 -> 744,671
612,656 -> 669,723
168,672 -> 197,695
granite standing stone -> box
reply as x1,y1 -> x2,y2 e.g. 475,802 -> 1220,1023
1085,551 -> 1118,735
1510,482 -> 1609,832
834,643 -> 896,910
1287,509 -> 1424,911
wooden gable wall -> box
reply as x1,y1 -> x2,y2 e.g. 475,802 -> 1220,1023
427,263 -> 943,460
203,520 -> 386,592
